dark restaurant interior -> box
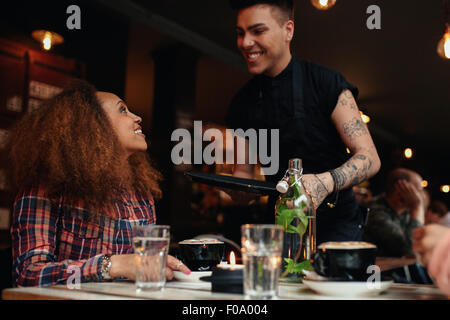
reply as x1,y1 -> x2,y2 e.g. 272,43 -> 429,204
0,0 -> 449,293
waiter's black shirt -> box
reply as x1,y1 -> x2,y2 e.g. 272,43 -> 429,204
225,57 -> 364,243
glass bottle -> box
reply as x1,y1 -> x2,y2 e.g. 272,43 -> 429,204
275,158 -> 316,282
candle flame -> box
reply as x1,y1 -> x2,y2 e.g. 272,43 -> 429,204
230,251 -> 236,265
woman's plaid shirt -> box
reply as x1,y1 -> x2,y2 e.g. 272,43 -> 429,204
11,187 -> 156,287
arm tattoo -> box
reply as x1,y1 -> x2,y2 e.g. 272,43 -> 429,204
302,175 -> 329,208
339,90 -> 358,110
331,167 -> 347,190
332,153 -> 374,191
339,98 -> 348,107
344,90 -> 353,99
343,117 -> 368,140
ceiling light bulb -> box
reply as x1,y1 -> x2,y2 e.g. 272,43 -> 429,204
31,30 -> 64,52
437,26 -> 450,59
43,33 -> 52,50
360,111 -> 371,124
404,148 -> 413,159
441,185 -> 450,193
311,0 -> 337,10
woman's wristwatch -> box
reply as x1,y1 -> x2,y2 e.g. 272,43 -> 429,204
101,254 -> 113,280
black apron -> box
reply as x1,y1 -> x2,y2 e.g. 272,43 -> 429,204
259,59 -> 365,244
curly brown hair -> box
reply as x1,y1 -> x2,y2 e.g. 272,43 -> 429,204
6,79 -> 162,217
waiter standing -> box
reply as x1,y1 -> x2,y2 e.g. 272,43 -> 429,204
225,0 -> 381,244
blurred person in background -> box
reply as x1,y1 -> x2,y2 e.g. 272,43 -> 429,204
440,211 -> 450,227
352,182 -> 373,207
425,200 -> 448,225
363,168 -> 427,257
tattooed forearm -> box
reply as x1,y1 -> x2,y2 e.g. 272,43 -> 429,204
343,117 -> 368,140
331,153 -> 374,191
331,167 -> 347,191
302,175 -> 330,208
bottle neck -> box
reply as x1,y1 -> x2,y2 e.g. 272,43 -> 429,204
288,167 -> 302,177
287,168 -> 302,185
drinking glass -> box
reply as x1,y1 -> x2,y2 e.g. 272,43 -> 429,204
241,224 -> 284,299
132,225 -> 170,291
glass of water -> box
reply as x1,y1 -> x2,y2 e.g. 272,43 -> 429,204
132,225 -> 170,291
241,224 -> 284,299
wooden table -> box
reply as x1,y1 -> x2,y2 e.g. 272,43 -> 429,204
3,257 -> 446,301
2,280 -> 447,300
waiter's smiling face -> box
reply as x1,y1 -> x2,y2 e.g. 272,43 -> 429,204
235,4 -> 293,77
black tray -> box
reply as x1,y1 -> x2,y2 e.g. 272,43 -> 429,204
185,171 -> 277,196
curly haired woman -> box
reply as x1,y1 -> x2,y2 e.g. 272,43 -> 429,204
7,80 -> 190,287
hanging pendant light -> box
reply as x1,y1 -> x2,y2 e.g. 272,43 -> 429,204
437,24 -> 450,59
311,0 -> 337,11
437,0 -> 450,59
31,30 -> 64,51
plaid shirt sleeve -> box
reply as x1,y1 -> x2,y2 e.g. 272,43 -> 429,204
11,188 -> 104,287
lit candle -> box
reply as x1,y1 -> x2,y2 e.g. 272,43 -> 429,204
216,251 -> 244,270
216,264 -> 244,270
230,251 -> 236,265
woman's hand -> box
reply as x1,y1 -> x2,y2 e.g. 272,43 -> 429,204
109,254 -> 190,281
166,255 -> 191,280
301,173 -> 333,210
412,224 -> 450,265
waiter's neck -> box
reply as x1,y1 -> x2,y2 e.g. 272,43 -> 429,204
263,51 -> 292,78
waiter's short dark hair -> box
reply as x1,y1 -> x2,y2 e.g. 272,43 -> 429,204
229,0 -> 294,24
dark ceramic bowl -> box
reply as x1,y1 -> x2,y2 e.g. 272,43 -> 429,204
178,239 -> 225,271
312,241 -> 377,281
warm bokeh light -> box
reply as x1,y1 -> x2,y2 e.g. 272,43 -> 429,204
360,111 -> 371,124
437,26 -> 450,59
441,185 -> 450,193
404,148 -> 413,159
43,33 -> 52,51
346,148 -> 351,154
31,30 -> 64,52
229,251 -> 236,265
271,256 -> 281,267
421,180 -> 428,188
311,0 -> 336,10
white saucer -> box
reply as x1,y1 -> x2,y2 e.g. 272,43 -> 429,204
302,279 -> 394,297
173,271 -> 212,283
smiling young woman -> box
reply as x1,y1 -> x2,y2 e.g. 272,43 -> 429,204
5,79 -> 190,287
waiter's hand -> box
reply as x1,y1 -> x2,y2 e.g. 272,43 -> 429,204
301,173 -> 333,211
